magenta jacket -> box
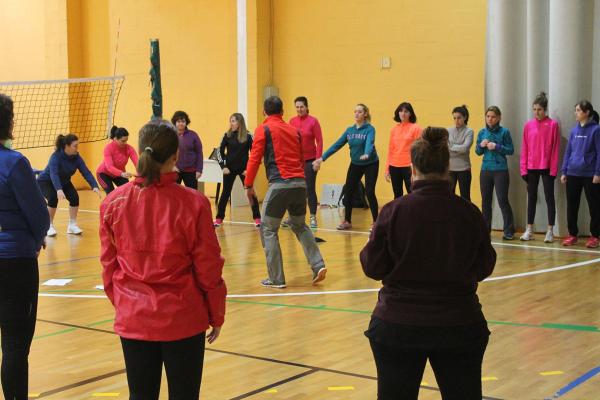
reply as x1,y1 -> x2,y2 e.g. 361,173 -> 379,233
520,117 -> 560,176
289,114 -> 323,161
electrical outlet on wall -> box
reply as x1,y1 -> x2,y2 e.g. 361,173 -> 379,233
381,56 -> 392,69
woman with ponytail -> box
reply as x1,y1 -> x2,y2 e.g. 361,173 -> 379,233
448,105 -> 474,201
519,92 -> 560,242
37,133 -> 100,236
96,126 -> 138,194
100,119 -> 226,399
361,127 -> 495,399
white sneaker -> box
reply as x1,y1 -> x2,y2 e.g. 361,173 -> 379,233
47,225 -> 57,237
520,229 -> 534,241
544,230 -> 554,243
67,223 -> 83,235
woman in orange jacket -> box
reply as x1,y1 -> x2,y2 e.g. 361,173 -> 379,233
385,102 -> 422,198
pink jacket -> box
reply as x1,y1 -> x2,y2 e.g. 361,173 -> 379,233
289,114 -> 323,161
520,117 -> 560,176
97,141 -> 139,178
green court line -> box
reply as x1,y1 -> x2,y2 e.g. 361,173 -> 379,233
226,299 -> 600,333
33,319 -> 114,340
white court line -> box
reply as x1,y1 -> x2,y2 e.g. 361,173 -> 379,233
39,257 -> 600,300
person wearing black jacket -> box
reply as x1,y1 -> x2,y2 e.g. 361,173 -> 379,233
360,127 -> 496,400
214,113 -> 261,227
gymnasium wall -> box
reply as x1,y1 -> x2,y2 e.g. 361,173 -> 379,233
270,0 -> 487,205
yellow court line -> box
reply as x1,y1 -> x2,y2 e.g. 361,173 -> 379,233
540,370 -> 564,376
482,376 -> 499,381
421,381 -> 429,386
265,389 -> 278,393
92,394 -> 120,397
28,394 -> 41,398
328,386 -> 355,391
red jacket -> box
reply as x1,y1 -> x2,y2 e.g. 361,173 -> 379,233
100,172 -> 226,341
289,114 -> 323,161
96,140 -> 139,178
245,114 -> 305,187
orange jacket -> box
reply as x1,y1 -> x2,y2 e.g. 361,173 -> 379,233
386,122 -> 422,172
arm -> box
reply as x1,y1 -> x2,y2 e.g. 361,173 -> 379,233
219,134 -> 227,168
99,201 -> 118,304
191,196 -> 227,327
561,132 -> 573,176
128,145 -> 139,170
195,134 -> 203,173
474,130 -> 485,156
594,127 -> 600,176
520,125 -> 528,176
475,209 -> 496,281
103,144 -> 125,177
77,156 -> 99,189
244,126 -> 266,187
321,130 -> 348,161
363,125 -> 376,157
10,157 -> 50,249
550,122 -> 560,177
314,119 -> 324,158
49,153 -> 63,190
449,129 -> 474,154
494,129 -> 514,155
360,204 -> 395,280
385,128 -> 393,174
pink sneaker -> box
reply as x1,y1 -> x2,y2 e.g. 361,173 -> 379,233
336,221 -> 352,230
213,218 -> 223,227
254,218 -> 261,227
562,235 -> 578,246
586,236 -> 599,248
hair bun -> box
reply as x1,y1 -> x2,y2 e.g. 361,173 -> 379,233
422,127 -> 449,147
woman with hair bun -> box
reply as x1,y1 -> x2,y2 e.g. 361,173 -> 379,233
448,105 -> 474,201
37,133 -> 100,236
96,126 -> 138,194
100,119 -> 226,398
361,127 -> 495,399
519,92 -> 560,242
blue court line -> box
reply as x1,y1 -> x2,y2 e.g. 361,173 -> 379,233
547,366 -> 600,398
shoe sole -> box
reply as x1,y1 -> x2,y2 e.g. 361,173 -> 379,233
562,242 -> 577,246
260,283 -> 286,289
47,233 -> 57,237
67,231 -> 82,235
312,268 -> 327,285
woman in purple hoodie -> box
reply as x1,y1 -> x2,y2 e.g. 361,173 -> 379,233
171,111 -> 203,190
560,101 -> 600,247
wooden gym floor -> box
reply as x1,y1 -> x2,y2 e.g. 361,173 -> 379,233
12,191 -> 600,399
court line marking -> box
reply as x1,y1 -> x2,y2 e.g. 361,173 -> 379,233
229,370 -> 318,400
546,365 -> 600,399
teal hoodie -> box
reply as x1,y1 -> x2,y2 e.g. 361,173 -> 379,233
322,123 -> 378,165
475,125 -> 514,171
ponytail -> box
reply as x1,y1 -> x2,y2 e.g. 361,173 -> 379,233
137,120 -> 179,187
110,125 -> 130,140
591,110 -> 600,124
55,133 -> 78,151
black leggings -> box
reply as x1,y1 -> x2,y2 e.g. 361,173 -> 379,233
0,258 -> 38,400
304,159 -> 319,215
343,161 -> 379,223
389,166 -> 412,199
480,170 -> 514,235
525,169 -> 556,225
566,176 -> 600,237
449,170 -> 472,201
216,170 -> 260,220
120,332 -> 206,400
97,172 -> 129,194
177,171 -> 198,190
38,179 -> 79,208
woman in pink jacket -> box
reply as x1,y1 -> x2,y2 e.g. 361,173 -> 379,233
96,126 -> 138,194
100,120 -> 226,399
519,92 -> 560,242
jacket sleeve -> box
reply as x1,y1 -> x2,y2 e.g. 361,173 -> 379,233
561,131 -> 573,175
128,145 -> 139,170
99,200 -> 118,304
385,128 -> 394,174
449,128 -> 474,154
10,157 -> 50,250
495,129 -> 514,155
103,144 -> 124,177
77,156 -> 99,189
363,125 -> 376,157
49,153 -> 63,190
474,208 -> 496,281
520,124 -> 528,176
195,134 -> 204,173
550,122 -> 560,177
321,131 -> 348,161
219,134 -> 227,168
594,126 -> 600,176
191,195 -> 227,327
474,130 -> 485,156
360,204 -> 394,280
244,126 -> 266,187
314,119 -> 324,159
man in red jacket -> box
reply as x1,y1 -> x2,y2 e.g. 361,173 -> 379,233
245,96 -> 326,288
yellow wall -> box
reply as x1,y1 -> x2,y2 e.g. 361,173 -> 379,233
270,0 -> 487,205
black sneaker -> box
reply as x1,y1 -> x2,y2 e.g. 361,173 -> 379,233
502,233 -> 514,240
260,279 -> 286,289
312,267 -> 327,284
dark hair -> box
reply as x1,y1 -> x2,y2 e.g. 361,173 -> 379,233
55,133 -> 79,151
452,105 -> 469,124
533,92 -> 548,110
227,113 -> 249,143
410,127 -> 449,176
592,111 -> 600,124
486,105 -> 502,117
357,103 -> 372,123
576,100 -> 599,123
294,96 -> 308,111
0,93 -> 14,141
394,102 -> 417,123
137,120 -> 179,187
110,125 -> 129,140
171,110 -> 190,126
264,96 -> 283,115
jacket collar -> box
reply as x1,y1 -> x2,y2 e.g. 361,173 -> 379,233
134,171 -> 178,186
263,114 -> 284,123
410,179 -> 452,194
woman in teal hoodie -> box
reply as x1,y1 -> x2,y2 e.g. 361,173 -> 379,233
475,106 -> 515,239
313,103 -> 379,230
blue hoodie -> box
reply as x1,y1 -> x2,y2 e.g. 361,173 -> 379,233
37,150 -> 98,190
0,147 -> 50,258
322,123 -> 378,165
561,120 -> 600,177
475,125 -> 514,171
